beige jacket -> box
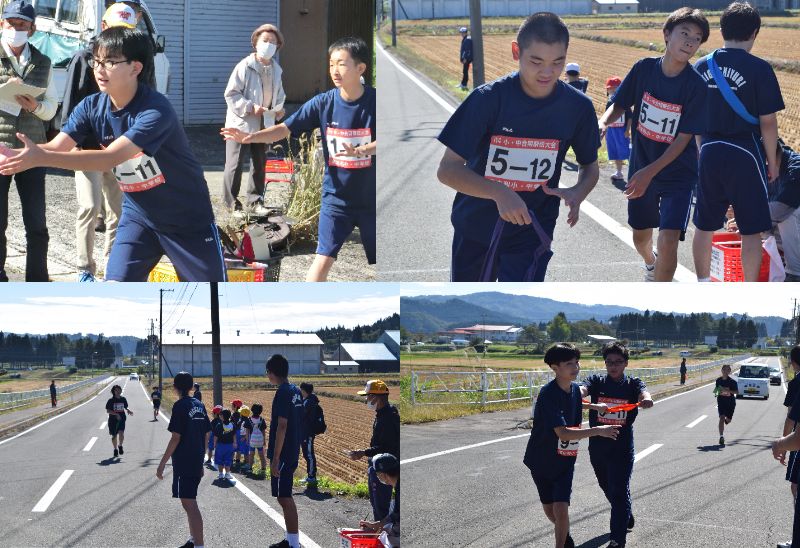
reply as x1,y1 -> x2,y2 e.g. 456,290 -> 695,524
224,54 -> 285,132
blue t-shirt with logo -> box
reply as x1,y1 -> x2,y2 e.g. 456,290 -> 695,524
694,48 -> 784,138
168,396 -> 211,477
62,83 -> 215,232
284,87 -> 376,212
523,379 -> 582,477
613,57 -> 707,183
438,74 -> 600,245
584,374 -> 646,449
267,381 -> 303,467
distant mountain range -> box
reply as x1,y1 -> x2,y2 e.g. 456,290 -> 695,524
401,292 -> 786,336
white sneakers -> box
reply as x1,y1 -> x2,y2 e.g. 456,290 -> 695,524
224,472 -> 236,484
643,251 -> 657,282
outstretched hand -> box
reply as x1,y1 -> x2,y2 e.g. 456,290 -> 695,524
220,127 -> 251,144
540,185 -> 584,227
0,133 -> 38,175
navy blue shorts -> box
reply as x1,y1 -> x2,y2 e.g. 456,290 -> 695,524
693,137 -> 771,235
451,213 -> 556,282
316,206 -> 376,264
606,127 -> 630,162
627,179 -> 693,231
214,443 -> 234,467
271,462 -> 297,498
531,467 -> 574,505
787,450 -> 800,483
172,475 -> 201,499
105,211 -> 227,281
108,415 -> 125,436
717,397 -> 736,420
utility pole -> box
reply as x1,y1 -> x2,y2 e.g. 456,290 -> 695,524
150,319 -> 156,382
211,283 -> 222,406
158,288 -> 174,397
795,299 -> 799,345
469,0 -> 485,87
191,335 -> 195,377
391,0 -> 397,47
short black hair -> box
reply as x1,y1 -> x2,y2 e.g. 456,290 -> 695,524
663,7 -> 710,44
602,341 -> 629,361
251,403 -> 263,416
266,354 -> 289,378
791,345 -> 800,366
300,382 -> 314,394
720,2 -> 761,42
328,36 -> 369,67
173,371 -> 193,394
516,12 -> 569,52
93,27 -> 153,83
111,384 -> 122,395
721,363 -> 732,372
193,383 -> 200,389
544,343 -> 580,366
221,408 -> 231,421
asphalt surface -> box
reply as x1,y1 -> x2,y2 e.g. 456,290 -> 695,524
376,44 -> 698,282
0,375 -> 367,547
401,356 -> 791,547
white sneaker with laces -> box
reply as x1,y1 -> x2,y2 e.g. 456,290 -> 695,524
643,251 -> 657,282
249,203 -> 271,217
217,472 -> 224,480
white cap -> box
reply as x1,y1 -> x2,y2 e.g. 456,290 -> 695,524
459,26 -> 467,33
565,62 -> 580,73
102,3 -> 136,29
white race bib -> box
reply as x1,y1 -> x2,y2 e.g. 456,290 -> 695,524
637,92 -> 682,143
112,151 -> 166,192
113,402 -> 125,412
608,119 -> 625,129
597,396 -> 628,425
557,437 -> 580,457
326,127 -> 372,169
484,135 -> 559,191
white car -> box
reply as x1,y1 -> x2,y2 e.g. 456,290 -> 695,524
129,372 -> 139,380
735,365 -> 770,400
769,365 -> 783,386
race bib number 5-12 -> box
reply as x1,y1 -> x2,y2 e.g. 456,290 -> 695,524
637,92 -> 681,143
112,152 -> 166,192
484,136 -> 559,191
326,128 -> 372,169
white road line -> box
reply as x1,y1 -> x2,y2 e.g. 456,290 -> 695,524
32,470 -> 74,512
82,437 -> 98,452
99,421 -> 107,429
634,443 -> 663,463
401,433 -> 529,465
0,377 -> 120,447
685,415 -> 708,429
379,43 -> 697,282
232,477 -> 322,548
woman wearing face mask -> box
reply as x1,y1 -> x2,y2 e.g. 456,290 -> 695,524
222,23 -> 286,219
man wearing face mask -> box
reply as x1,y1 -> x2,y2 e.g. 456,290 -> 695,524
223,23 -> 286,219
348,380 -> 400,521
0,0 -> 57,281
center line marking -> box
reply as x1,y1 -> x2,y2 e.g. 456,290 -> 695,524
32,470 -> 74,512
99,421 -> 107,430
83,437 -> 98,451
634,443 -> 663,463
685,415 -> 708,429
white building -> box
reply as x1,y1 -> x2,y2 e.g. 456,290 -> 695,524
378,331 -> 401,358
457,325 -> 523,342
161,334 -> 323,377
592,0 -> 639,13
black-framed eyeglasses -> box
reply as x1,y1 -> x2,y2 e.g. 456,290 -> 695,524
88,58 -> 131,70
605,359 -> 627,366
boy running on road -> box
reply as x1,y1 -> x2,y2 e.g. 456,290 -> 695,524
105,383 -> 132,458
715,364 -> 738,445
599,8 -> 709,281
524,343 -> 621,548
150,385 -> 161,421
437,12 -> 600,282
581,342 -> 654,548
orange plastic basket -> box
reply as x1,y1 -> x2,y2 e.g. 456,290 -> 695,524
709,232 -> 770,282
338,529 -> 383,548
265,159 -> 293,173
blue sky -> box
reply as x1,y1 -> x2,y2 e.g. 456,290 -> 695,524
0,283 -> 400,337
401,283 -> 797,319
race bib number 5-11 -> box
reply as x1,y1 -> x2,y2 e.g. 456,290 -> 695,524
326,128 -> 372,169
597,396 -> 628,425
637,92 -> 681,143
484,136 -> 559,191
112,152 -> 166,192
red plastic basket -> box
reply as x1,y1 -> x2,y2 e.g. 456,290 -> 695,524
264,158 -> 294,183
709,232 -> 770,282
338,529 -> 383,548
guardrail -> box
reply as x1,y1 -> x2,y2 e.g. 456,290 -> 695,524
409,355 -> 753,413
0,374 -> 111,411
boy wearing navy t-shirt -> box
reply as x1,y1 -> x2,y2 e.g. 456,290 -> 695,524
438,12 -> 600,282
0,27 -> 226,282
692,2 -> 784,282
772,360 -> 800,548
156,372 -> 211,548
781,346 -> 800,544
524,343 -> 620,548
581,342 -> 653,548
715,364 -> 738,446
266,354 -> 304,548
600,8 -> 709,282
221,36 -> 376,282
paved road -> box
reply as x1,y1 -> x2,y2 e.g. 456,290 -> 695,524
0,376 -> 366,547
376,44 -> 698,282
402,357 -> 791,547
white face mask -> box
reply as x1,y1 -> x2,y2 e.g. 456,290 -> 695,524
256,41 -> 276,60
366,400 -> 377,411
3,28 -> 28,48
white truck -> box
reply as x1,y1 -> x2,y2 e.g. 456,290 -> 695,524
735,364 -> 771,400
27,0 -> 170,114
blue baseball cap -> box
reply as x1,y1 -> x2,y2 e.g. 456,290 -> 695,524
3,0 -> 36,23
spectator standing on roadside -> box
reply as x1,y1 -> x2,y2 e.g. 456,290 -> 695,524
458,26 -> 472,91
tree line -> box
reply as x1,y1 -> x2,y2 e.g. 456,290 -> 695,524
0,332 -> 120,367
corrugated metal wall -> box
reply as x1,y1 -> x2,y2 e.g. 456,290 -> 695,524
328,0 -> 376,85
146,0 -> 185,122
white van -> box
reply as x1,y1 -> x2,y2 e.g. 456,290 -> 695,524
27,0 -> 170,102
